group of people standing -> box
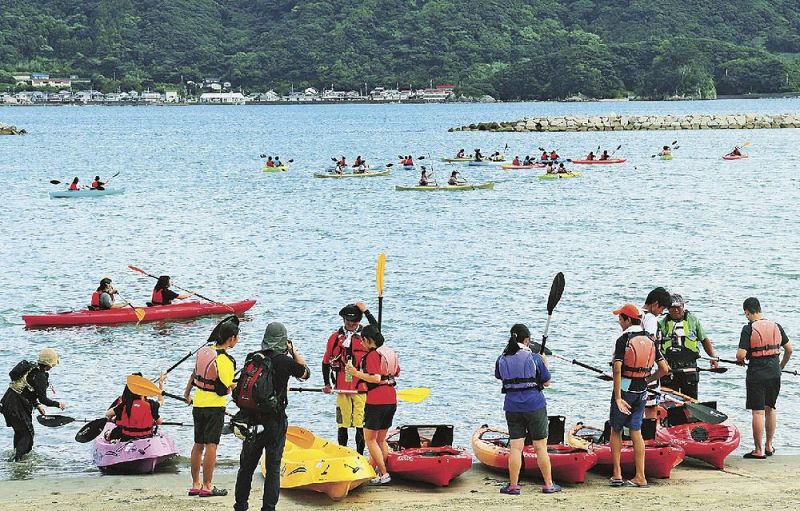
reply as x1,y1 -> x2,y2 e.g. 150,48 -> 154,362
494,288 -> 792,494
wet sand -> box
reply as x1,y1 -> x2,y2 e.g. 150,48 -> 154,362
1,456 -> 798,510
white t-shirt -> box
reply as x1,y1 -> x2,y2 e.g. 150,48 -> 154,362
641,311 -> 659,338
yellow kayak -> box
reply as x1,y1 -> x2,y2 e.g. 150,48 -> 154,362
261,426 -> 375,500
538,171 -> 581,180
262,165 -> 289,173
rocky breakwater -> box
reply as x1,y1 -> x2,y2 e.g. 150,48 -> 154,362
449,113 -> 800,132
0,122 -> 26,135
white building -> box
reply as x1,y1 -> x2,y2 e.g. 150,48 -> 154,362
164,91 -> 180,103
200,92 -> 246,104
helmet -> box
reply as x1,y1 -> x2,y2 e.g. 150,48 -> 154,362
38,348 -> 60,368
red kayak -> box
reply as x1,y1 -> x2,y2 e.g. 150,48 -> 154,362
571,158 -> 626,164
656,422 -> 740,469
23,299 -> 256,327
722,154 -> 748,160
386,425 -> 472,486
472,422 -> 597,484
567,422 -> 684,479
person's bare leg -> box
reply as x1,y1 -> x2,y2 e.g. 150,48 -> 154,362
751,410 -> 765,456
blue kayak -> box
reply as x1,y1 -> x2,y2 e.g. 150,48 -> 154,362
49,188 -> 125,198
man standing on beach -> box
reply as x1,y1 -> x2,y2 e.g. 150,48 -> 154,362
736,297 -> 792,459
184,316 -> 239,497
610,304 -> 669,487
233,322 -> 310,511
322,301 -> 377,454
658,294 -> 718,399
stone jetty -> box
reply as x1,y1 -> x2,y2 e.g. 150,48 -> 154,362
449,113 -> 800,132
0,122 -> 26,135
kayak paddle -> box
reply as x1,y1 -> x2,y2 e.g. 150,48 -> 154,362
36,415 -> 103,427
126,374 -> 186,402
376,252 -> 386,329
289,387 -> 431,403
672,366 -> 728,374
701,355 -> 797,376
75,418 -> 111,442
115,291 -> 146,323
609,144 -> 623,157
127,265 -> 234,312
651,389 -> 728,424
530,342 -> 612,381
539,272 -> 565,355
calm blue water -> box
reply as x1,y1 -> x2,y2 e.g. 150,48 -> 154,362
1,99 -> 799,480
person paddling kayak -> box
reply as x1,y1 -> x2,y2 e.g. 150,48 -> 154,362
419,167 -> 432,186
728,146 -> 743,157
448,170 -> 464,185
90,277 -> 129,310
495,324 -> 560,495
90,176 -> 105,190
586,152 -> 596,161
512,156 -> 521,166
322,302 -> 378,455
105,372 -> 164,441
474,149 -> 484,161
150,275 -> 195,306
456,149 -> 466,159
265,156 -> 275,168
69,177 -> 80,191
600,150 -> 610,161
659,146 -> 672,156
1,348 -> 65,461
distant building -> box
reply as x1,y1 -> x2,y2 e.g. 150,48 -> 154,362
200,92 -> 246,104
164,91 -> 179,103
416,84 -> 456,101
140,92 -> 162,103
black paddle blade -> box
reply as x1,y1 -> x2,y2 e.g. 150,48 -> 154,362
260,154 -> 267,158
686,403 -> 728,425
529,341 -> 553,356
547,272 -> 566,314
50,180 -> 61,185
36,415 -> 75,427
75,418 -> 109,443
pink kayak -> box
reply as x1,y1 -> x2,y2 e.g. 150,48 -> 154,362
571,158 -> 626,164
23,299 -> 256,327
722,154 -> 748,160
93,423 -> 178,473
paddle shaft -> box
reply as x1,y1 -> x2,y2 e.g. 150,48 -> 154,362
115,292 -> 145,323
127,265 -> 231,310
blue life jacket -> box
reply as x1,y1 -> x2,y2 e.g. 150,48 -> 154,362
497,348 -> 538,393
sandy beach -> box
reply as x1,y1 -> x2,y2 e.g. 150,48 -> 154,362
1,456 -> 798,511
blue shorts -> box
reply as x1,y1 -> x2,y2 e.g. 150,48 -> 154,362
609,391 -> 646,431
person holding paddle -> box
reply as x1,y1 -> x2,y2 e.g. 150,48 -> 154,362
736,297 -> 792,459
89,277 -> 129,310
233,321 -> 309,511
495,324 -> 559,495
104,372 -> 164,441
610,304 -> 670,488
345,324 -> 400,485
150,275 -> 195,306
68,177 -> 80,191
1,348 -> 65,461
322,302 -> 378,455
448,170 -> 464,185
90,176 -> 105,190
183,316 -> 239,497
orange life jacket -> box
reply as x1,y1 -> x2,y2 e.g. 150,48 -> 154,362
151,288 -> 168,305
91,180 -> 100,188
750,320 -> 782,358
622,332 -> 656,378
540,153 -> 548,160
69,183 -> 79,190
550,152 -> 558,160
116,398 -> 154,438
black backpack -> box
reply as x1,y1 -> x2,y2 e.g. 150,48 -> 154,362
232,351 -> 281,417
9,360 -> 35,382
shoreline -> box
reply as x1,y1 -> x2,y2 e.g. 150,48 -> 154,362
1,456 -> 799,510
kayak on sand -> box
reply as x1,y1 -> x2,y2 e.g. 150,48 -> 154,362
261,426 -> 374,501
94,423 -> 178,474
538,172 -> 580,180
313,169 -> 390,178
50,188 -> 125,198
571,159 -> 626,165
386,425 -> 473,486
22,299 -> 256,327
395,182 -> 494,191
567,421 -> 684,478
472,422 -> 598,484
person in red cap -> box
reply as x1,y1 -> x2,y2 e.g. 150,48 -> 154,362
322,301 -> 378,454
609,303 -> 670,488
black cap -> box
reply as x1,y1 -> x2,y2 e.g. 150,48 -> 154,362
339,304 -> 363,322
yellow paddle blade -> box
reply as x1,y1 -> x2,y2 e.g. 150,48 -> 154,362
396,387 -> 430,403
375,252 -> 386,297
134,308 -> 146,322
742,140 -> 752,147
126,374 -> 161,397
286,425 -> 316,448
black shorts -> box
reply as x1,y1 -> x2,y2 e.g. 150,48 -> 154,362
363,404 -> 396,431
193,407 -> 225,444
746,378 -> 781,411
505,408 -> 548,441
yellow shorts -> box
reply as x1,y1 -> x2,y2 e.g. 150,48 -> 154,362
336,393 -> 366,428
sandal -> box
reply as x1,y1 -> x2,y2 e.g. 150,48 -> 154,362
542,484 -> 562,494
743,451 -> 766,460
766,448 -> 776,457
187,488 -> 201,496
622,480 -> 649,488
499,484 -> 520,495
609,478 -> 624,487
198,487 -> 228,497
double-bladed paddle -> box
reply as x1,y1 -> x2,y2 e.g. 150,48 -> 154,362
127,265 -> 233,312
530,341 -> 613,381
539,272 -> 565,355
701,354 -> 796,376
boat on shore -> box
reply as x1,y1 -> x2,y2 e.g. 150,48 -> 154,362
386,425 -> 473,486
93,423 -> 178,474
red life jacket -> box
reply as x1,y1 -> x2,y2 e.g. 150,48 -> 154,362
587,153 -> 595,160
326,328 -> 368,391
151,288 -> 169,305
622,332 -> 656,378
91,290 -> 102,308
550,152 -> 558,160
193,346 -> 222,393
541,153 -> 548,160
116,399 -> 154,438
750,320 -> 782,358
266,160 -> 274,167
513,158 -> 520,165
69,183 -> 79,190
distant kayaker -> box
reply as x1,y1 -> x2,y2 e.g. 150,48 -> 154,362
545,162 -> 556,174
354,160 -> 367,174
448,170 -> 463,185
322,302 -> 378,455
150,275 -> 194,306
600,150 -> 610,160
233,321 -> 310,511
105,372 -> 164,441
90,277 -> 129,310
610,304 -> 670,488
736,297 -> 792,459
489,151 -> 502,161
456,149 -> 466,159
404,155 -> 414,166
557,163 -> 568,174
522,156 -> 531,166
1,348 -> 65,461
657,294 -> 719,399
512,156 -> 520,166
345,324 -> 399,485
184,316 -> 240,497
419,168 -> 432,186
540,151 -> 549,161
90,176 -> 105,190
659,146 -> 672,156
474,149 -> 484,161
265,156 -> 275,168
549,150 -> 559,161
586,152 -> 596,161
354,155 -> 365,168
69,177 -> 79,191
273,156 -> 283,167
495,324 -> 560,495
729,146 -> 742,157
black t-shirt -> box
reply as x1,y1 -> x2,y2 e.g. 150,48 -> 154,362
613,329 -> 665,392
20,367 -> 60,409
739,320 -> 789,381
162,289 -> 179,304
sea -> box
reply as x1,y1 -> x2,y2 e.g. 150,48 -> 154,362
0,99 -> 798,479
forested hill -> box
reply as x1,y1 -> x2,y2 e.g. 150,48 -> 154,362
2,0 -> 800,99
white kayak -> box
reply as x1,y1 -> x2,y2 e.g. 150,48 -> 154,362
50,188 -> 125,198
